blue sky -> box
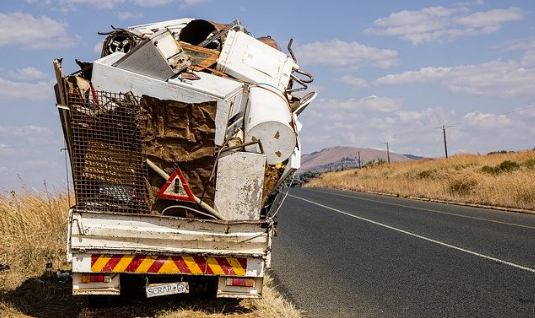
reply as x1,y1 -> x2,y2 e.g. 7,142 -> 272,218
1,0 -> 535,191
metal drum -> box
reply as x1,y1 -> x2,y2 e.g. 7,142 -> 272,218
244,86 -> 296,165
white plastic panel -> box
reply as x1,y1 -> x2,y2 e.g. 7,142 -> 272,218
217,30 -> 295,91
214,152 -> 266,220
128,18 -> 194,37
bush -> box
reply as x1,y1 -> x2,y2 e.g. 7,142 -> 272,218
481,165 -> 498,174
449,178 -> 478,196
364,158 -> 387,168
292,171 -> 321,187
524,158 -> 535,170
498,160 -> 520,172
417,170 -> 435,179
481,160 -> 520,174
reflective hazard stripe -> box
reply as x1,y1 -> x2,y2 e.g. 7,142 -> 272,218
90,254 -> 248,275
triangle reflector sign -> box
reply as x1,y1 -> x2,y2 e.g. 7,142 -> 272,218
157,168 -> 196,202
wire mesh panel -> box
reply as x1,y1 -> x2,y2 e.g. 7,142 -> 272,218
67,91 -> 149,214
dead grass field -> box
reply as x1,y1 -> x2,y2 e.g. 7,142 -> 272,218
307,150 -> 535,211
0,190 -> 301,318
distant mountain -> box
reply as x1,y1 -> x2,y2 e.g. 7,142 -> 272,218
299,146 -> 420,173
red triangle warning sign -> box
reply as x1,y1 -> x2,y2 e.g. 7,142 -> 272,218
157,168 -> 196,202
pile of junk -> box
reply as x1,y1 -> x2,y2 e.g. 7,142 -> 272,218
53,18 -> 316,221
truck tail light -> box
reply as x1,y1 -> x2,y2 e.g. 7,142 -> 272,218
80,274 -> 111,283
226,277 -> 255,287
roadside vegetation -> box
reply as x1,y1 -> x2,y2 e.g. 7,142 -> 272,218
306,150 -> 535,211
0,189 -> 301,318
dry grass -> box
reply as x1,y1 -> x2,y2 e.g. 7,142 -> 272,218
0,188 -> 71,291
307,150 -> 535,211
0,190 -> 302,318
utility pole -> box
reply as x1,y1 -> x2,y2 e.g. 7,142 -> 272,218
442,125 -> 448,158
384,142 -> 390,164
435,125 -> 452,158
357,151 -> 361,169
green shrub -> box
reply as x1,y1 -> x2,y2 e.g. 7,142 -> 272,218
481,165 -> 498,174
417,170 -> 435,179
497,160 -> 520,172
481,160 -> 520,174
524,158 -> 535,170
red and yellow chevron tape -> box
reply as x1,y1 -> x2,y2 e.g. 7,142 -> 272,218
90,254 -> 247,276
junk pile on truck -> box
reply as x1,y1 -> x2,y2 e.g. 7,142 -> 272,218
53,18 -> 316,299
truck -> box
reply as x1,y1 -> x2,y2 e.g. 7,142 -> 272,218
53,18 -> 315,300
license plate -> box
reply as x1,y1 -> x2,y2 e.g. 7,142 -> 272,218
146,282 -> 189,298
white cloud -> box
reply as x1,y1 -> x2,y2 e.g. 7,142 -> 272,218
462,111 -> 510,127
0,77 -> 53,103
27,0 -> 126,9
11,67 -> 48,81
0,125 -> 59,150
295,40 -> 398,69
454,0 -> 485,7
493,38 -> 535,52
0,144 -> 16,156
341,75 -> 370,89
304,96 -> 403,123
118,11 -> 143,20
0,125 -> 53,137
132,0 -> 171,7
0,12 -> 75,50
373,60 -> 535,98
26,0 -> 209,9
371,42 -> 535,99
454,8 -> 524,29
23,160 -> 62,169
366,6 -> 525,45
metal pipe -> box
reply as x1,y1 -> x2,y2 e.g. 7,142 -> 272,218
161,205 -> 217,219
146,159 -> 226,220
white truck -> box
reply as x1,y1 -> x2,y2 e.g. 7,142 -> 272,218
53,18 -> 315,300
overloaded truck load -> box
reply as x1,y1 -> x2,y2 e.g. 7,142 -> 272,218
53,18 -> 315,299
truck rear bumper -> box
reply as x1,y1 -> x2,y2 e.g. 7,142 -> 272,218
73,253 -> 264,277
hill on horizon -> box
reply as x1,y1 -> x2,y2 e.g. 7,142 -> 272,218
299,146 -> 420,173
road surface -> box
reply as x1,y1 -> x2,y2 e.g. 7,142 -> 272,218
271,187 -> 535,317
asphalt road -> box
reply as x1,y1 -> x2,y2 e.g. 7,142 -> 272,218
271,187 -> 535,318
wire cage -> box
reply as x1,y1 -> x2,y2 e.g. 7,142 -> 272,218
66,90 -> 150,214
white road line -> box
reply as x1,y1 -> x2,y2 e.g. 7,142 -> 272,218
308,188 -> 535,231
290,194 -> 535,274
